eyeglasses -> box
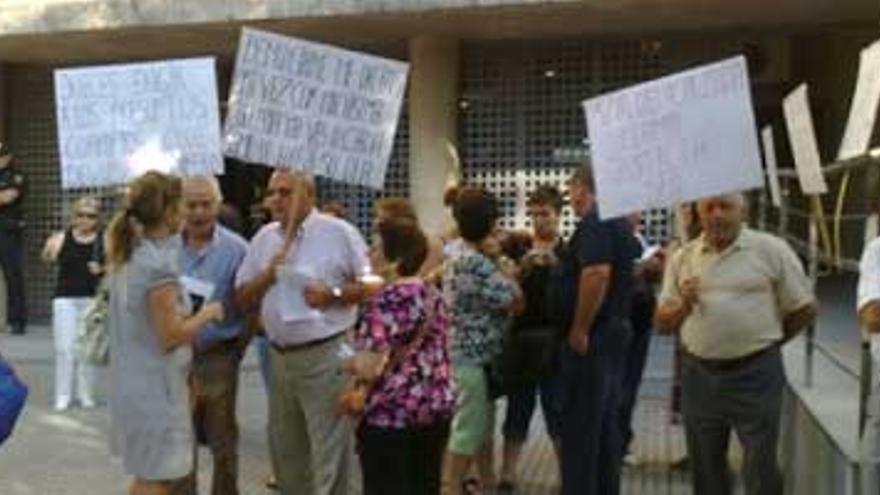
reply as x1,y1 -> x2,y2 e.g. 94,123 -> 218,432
76,212 -> 98,219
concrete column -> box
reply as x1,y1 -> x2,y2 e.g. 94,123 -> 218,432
408,36 -> 460,236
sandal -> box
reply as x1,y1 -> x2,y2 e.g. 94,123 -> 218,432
462,476 -> 480,495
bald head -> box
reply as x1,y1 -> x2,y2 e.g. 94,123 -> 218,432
183,175 -> 223,202
182,175 -> 222,240
697,193 -> 747,250
266,169 -> 317,228
270,169 -> 316,197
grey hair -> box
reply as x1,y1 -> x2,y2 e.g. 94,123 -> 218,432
182,175 -> 223,202
272,168 -> 316,197
696,192 -> 749,212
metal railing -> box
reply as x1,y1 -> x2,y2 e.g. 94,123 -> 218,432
757,150 -> 880,437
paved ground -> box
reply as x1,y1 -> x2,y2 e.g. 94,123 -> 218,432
0,327 -> 697,494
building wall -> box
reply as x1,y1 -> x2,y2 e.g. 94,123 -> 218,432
0,0 -> 585,35
4,28 -> 873,322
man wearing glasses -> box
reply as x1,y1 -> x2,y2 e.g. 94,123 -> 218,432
0,142 -> 27,335
235,169 -> 375,495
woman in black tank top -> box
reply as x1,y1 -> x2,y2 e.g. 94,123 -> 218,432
41,196 -> 104,411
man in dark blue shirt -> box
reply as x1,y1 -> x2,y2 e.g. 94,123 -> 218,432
0,142 -> 27,335
559,164 -> 636,495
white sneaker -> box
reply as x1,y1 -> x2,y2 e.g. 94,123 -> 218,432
54,399 -> 71,412
80,398 -> 97,409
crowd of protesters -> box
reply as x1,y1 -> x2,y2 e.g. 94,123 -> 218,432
12,157 -> 823,495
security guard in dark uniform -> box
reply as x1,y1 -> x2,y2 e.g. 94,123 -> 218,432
0,142 -> 27,335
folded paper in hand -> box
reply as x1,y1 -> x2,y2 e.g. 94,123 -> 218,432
277,265 -> 323,323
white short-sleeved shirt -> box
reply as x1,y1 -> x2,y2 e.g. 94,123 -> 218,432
659,228 -> 814,359
236,210 -> 370,346
857,237 -> 880,362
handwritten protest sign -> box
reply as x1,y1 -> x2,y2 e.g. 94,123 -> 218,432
783,84 -> 828,195
761,126 -> 783,207
838,39 -> 880,160
583,55 -> 763,219
222,28 -> 409,189
54,58 -> 223,189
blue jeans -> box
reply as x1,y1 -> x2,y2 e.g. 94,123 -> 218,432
559,319 -> 632,495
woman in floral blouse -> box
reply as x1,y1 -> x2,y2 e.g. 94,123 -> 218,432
351,218 -> 455,495
443,187 -> 524,495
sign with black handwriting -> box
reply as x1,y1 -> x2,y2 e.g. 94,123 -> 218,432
223,28 -> 409,189
54,57 -> 223,188
583,55 -> 763,219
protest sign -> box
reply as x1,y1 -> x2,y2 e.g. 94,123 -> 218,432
783,84 -> 828,195
583,55 -> 763,219
223,28 -> 409,189
54,57 -> 223,188
838,39 -> 880,160
761,126 -> 783,207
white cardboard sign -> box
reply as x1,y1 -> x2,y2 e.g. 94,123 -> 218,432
838,39 -> 880,161
54,58 -> 224,189
783,84 -> 828,195
583,55 -> 763,219
761,126 -> 783,207
222,28 -> 409,189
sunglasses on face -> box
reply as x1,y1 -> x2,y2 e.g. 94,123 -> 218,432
76,211 -> 98,219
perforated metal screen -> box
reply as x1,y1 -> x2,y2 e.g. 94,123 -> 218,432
459,40 -> 672,242
5,66 -> 125,321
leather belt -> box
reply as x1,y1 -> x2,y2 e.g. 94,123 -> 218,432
684,345 -> 775,371
270,331 -> 345,353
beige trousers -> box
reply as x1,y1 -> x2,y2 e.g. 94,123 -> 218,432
268,334 -> 354,495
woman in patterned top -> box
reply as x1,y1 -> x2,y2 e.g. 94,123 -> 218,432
350,218 -> 455,495
443,187 -> 524,495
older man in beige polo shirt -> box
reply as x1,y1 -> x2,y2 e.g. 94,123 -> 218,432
655,193 -> 817,495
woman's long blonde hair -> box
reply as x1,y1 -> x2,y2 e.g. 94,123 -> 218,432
105,171 -> 181,270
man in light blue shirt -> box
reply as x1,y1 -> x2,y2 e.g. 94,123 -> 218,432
174,175 -> 248,495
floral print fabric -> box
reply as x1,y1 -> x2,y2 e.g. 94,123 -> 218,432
355,280 -> 455,429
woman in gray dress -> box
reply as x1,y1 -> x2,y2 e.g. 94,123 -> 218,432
104,171 -> 223,495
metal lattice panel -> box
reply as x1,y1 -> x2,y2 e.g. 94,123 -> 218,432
6,66 -> 123,321
8,66 -> 64,321
459,40 -> 671,244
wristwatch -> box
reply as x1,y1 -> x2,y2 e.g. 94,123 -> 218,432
331,286 -> 343,302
